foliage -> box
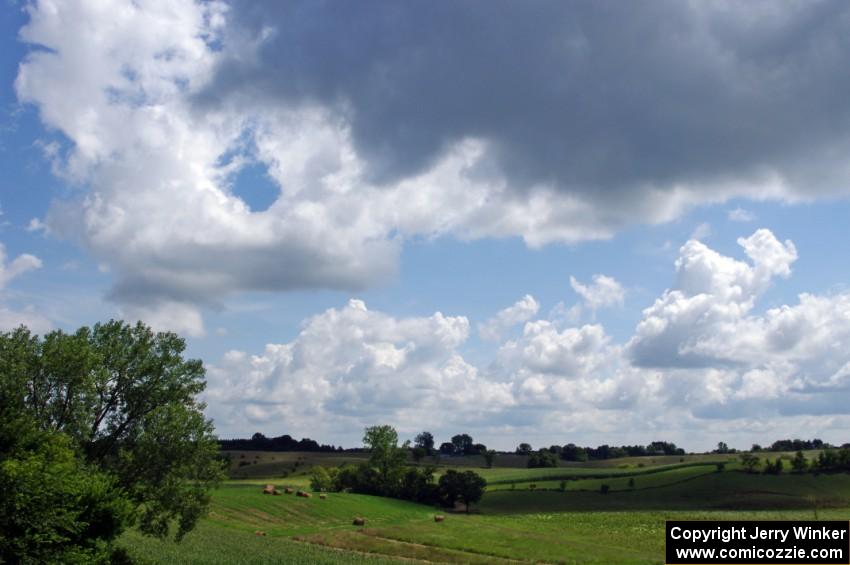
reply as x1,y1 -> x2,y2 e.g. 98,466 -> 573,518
310,466 -> 339,491
363,425 -> 410,493
220,433 -> 339,453
515,443 -> 532,455
715,462 -> 726,473
438,470 -> 486,512
414,431 -> 435,455
411,446 -> 426,463
527,449 -> 558,468
0,426 -> 133,564
438,442 -> 456,455
483,449 -> 496,468
451,434 -> 471,455
791,451 -> 808,473
763,458 -> 784,475
815,448 -> 850,472
739,453 -> 760,473
0,321 -> 225,544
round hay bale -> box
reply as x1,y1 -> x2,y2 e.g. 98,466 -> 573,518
262,484 -> 276,495
434,515 -> 445,522
319,493 -> 327,499
284,487 -> 294,494
352,517 -> 366,526
255,530 -> 266,536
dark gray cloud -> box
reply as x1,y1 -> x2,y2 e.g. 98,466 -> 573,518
202,0 -> 850,196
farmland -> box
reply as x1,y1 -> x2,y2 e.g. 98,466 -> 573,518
118,451 -> 850,564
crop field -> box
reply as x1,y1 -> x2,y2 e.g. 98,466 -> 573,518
118,451 -> 850,564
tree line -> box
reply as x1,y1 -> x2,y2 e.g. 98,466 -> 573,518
219,432 -> 341,452
311,425 -> 486,511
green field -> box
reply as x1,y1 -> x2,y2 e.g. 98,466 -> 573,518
119,451 -> 850,564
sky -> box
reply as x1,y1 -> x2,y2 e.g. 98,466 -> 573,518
3,0 -> 850,452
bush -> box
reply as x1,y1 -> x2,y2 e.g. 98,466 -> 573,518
600,484 -> 610,494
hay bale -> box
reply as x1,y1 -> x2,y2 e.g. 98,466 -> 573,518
296,490 -> 313,498
352,517 -> 366,526
284,487 -> 294,494
262,484 -> 277,495
255,530 -> 266,536
434,515 -> 445,522
319,493 -> 327,499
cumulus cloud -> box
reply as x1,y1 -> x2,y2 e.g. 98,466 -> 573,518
569,274 -> 625,312
629,229 -> 798,368
0,243 -> 50,333
205,229 -> 850,447
478,294 -> 539,341
16,0 -> 850,332
205,299 -> 513,439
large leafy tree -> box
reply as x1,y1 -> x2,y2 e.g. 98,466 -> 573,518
363,424 -> 409,493
438,470 -> 487,512
0,320 -> 224,551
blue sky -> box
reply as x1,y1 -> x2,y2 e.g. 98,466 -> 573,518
4,1 -> 850,451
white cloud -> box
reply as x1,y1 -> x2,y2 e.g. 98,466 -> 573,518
206,229 -> 850,448
569,274 -> 625,311
728,207 -> 755,222
0,244 -> 42,289
205,299 -> 513,439
0,243 -> 50,333
478,294 -> 539,341
630,229 -> 798,368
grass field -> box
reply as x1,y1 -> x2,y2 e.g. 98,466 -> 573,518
119,451 -> 849,564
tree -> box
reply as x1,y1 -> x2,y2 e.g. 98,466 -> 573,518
715,442 -> 729,454
439,442 -> 456,455
363,425 -> 409,492
528,449 -> 557,468
414,431 -> 435,455
483,449 -> 496,468
791,451 -> 808,473
451,433 -> 474,455
561,443 -> 588,462
0,321 -> 224,545
471,443 -> 487,455
438,470 -> 486,512
515,443 -> 532,455
411,446 -> 427,463
739,453 -> 760,473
